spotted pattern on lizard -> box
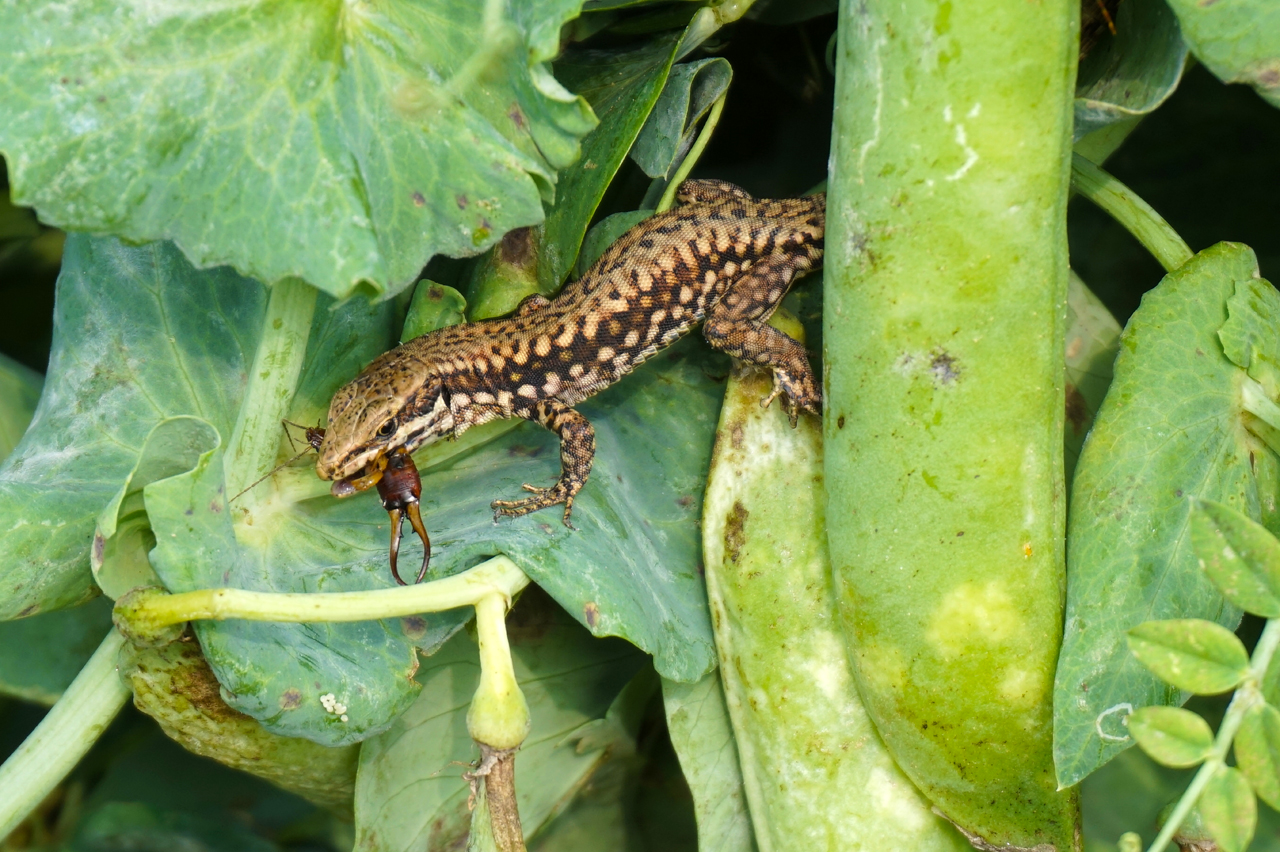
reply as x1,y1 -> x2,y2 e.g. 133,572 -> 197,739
316,179 -> 825,524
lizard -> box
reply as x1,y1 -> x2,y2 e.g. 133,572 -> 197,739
314,179 -> 825,558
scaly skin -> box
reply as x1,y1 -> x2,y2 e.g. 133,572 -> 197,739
317,179 -> 825,523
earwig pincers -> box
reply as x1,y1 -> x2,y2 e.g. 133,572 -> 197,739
233,420 -> 431,585
374,449 -> 431,585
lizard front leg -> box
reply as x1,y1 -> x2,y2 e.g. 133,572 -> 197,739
491,399 -> 595,526
703,254 -> 821,426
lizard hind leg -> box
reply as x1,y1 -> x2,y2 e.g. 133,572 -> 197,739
703,254 -> 821,427
491,399 -> 595,527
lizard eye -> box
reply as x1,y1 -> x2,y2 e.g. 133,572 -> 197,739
377,419 -> 396,437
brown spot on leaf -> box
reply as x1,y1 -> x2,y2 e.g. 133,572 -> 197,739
508,103 -> 526,129
279,688 -> 303,710
724,501 -> 749,563
456,194 -> 468,209
427,796 -> 471,851
209,499 -> 222,513
18,604 -> 38,618
584,601 -> 600,629
1243,57 -> 1280,89
837,415 -> 846,429
93,532 -> 106,565
401,616 -> 427,640
412,191 -> 426,207
1065,383 -> 1089,432
495,226 -> 537,269
930,350 -> 960,384
169,645 -> 251,722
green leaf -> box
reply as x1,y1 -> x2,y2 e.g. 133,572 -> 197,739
0,352 -> 40,460
1074,0 -> 1188,140
0,235 -> 271,618
631,58 -> 733,179
1220,276 -> 1280,398
1127,619 -> 1250,694
1127,706 -> 1214,768
0,0 -> 595,300
531,666 -> 668,850
65,802 -> 280,852
1164,0 -> 1280,108
401,282 -> 468,344
353,590 -> 646,851
1080,741 -> 1194,849
660,674 -> 756,852
1191,499 -> 1280,618
537,35 -> 681,292
1235,702 -> 1280,812
1054,243 -> 1277,786
1064,271 -> 1121,485
1201,765 -> 1257,852
82,721 -> 322,838
0,596 -> 112,705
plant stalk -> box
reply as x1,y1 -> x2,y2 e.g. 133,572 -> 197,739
657,94 -> 726,214
0,628 -> 130,838
118,556 -> 529,634
466,592 -> 530,851
1145,617 -> 1280,852
224,276 -> 317,507
1070,154 -> 1193,273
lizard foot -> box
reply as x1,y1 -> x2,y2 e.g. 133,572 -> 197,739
758,370 -> 821,428
492,483 -> 577,528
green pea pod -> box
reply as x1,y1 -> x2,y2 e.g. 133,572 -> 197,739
703,313 -> 967,852
824,0 -> 1080,848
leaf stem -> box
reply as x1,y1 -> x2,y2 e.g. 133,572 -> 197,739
117,556 -> 529,636
1070,153 -> 1193,274
467,592 -> 530,750
0,628 -> 130,838
1145,617 -> 1280,852
224,277 -> 317,507
657,94 -> 726,214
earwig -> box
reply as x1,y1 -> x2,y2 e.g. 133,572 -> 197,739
375,449 -> 431,585
231,420 -> 431,585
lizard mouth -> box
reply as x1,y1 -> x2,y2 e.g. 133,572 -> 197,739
330,452 -> 388,498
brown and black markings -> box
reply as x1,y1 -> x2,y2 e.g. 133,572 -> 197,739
316,179 -> 825,543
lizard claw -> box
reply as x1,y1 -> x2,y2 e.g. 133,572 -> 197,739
759,373 -> 801,427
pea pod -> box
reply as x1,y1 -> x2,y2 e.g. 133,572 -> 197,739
824,0 -> 1080,847
703,313 -> 966,852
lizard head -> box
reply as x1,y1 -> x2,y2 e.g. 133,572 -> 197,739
315,346 -> 454,492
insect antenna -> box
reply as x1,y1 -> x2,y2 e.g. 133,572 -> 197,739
228,420 -> 326,504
